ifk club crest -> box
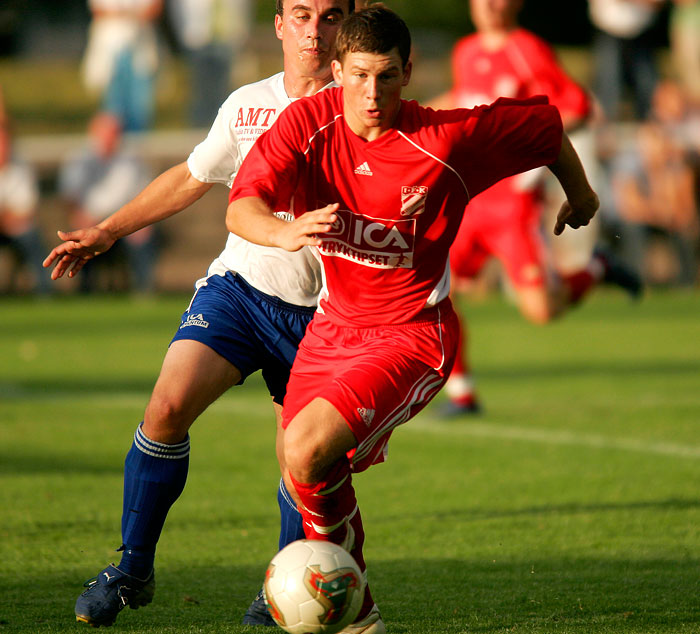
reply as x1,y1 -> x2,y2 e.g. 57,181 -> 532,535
400,185 -> 428,216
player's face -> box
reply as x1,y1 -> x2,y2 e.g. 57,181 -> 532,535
275,0 -> 349,78
332,48 -> 412,141
469,0 -> 522,31
89,114 -> 121,159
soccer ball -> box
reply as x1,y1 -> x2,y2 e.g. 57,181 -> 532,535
263,539 -> 366,634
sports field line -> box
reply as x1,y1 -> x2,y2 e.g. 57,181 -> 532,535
408,418 -> 700,460
6,387 -> 699,460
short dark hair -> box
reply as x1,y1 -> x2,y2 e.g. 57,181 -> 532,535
276,0 -> 355,17
335,5 -> 411,68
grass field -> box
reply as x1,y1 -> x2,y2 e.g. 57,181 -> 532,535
1,290 -> 699,633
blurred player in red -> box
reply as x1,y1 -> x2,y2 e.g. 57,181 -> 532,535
227,6 -> 598,629
430,0 -> 641,415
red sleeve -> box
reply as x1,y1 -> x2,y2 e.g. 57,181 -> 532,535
515,32 -> 590,121
448,96 -> 563,199
229,103 -> 306,210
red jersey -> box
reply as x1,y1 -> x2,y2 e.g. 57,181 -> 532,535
451,28 -> 590,119
451,28 -> 590,207
230,87 -> 562,327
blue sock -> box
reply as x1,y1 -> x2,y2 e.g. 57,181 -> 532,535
277,478 -> 305,551
118,423 -> 190,578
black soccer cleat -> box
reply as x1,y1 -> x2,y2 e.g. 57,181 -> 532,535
242,588 -> 277,627
438,397 -> 483,418
75,564 -> 155,627
595,247 -> 643,300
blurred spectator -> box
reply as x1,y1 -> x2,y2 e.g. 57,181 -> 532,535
0,118 -> 52,295
611,120 -> 698,286
58,112 -> 157,294
650,78 -> 700,147
649,79 -> 700,234
588,0 -> 665,120
168,0 -> 252,128
669,0 -> 700,107
82,0 -> 163,132
0,86 -> 6,127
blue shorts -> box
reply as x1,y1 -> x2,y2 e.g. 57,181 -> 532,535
170,272 -> 316,404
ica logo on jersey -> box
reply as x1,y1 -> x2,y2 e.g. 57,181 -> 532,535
319,208 -> 416,269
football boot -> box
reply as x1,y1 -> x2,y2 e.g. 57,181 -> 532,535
75,564 -> 155,627
339,604 -> 386,634
242,588 -> 277,626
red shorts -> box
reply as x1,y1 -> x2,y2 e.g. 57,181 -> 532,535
282,300 -> 459,473
450,190 -> 546,288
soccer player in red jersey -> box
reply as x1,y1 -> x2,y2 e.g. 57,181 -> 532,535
430,0 -> 640,414
227,6 -> 598,630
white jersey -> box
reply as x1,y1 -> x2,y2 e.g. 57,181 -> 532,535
588,0 -> 660,39
187,71 -> 326,307
0,159 -> 39,217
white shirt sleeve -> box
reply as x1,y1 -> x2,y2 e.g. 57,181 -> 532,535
186,97 -> 241,188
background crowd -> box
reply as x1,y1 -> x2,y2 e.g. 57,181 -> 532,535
0,0 -> 698,296
590,0 -> 700,291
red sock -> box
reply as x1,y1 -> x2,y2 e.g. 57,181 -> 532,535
289,460 -> 375,619
289,459 -> 355,542
444,313 -> 478,406
347,508 -> 375,619
561,269 -> 595,305
451,311 -> 468,376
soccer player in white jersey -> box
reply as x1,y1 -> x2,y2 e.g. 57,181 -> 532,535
43,0 -> 354,628
227,6 -> 599,630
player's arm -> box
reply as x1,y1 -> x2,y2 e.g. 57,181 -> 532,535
44,161 -> 213,279
226,197 -> 338,252
559,104 -> 589,136
549,133 -> 599,235
523,37 -> 591,135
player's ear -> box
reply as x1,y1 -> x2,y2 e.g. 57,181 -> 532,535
275,14 -> 283,41
331,59 -> 343,85
402,60 -> 412,87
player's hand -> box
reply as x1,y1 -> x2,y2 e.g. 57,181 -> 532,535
42,227 -> 116,279
276,203 -> 339,252
553,192 -> 599,236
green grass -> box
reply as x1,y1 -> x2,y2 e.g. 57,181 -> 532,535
1,291 -> 699,633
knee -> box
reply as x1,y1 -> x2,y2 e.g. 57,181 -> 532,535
283,400 -> 356,485
284,426 -> 327,485
144,390 -> 191,443
521,305 -> 554,325
518,292 -> 557,325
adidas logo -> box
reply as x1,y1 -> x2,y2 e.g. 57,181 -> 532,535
354,161 -> 373,176
357,407 -> 375,426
